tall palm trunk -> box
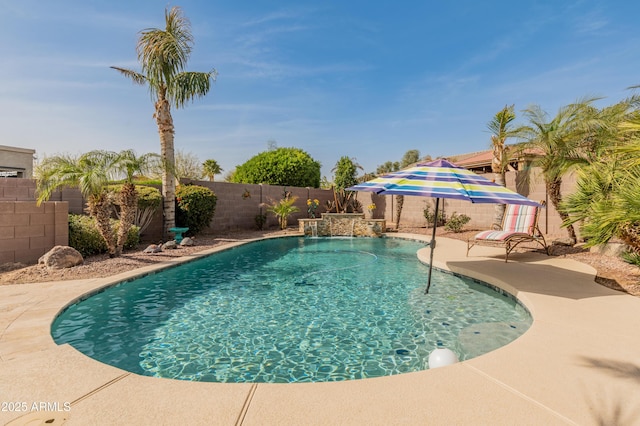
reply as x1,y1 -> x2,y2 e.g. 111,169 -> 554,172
116,182 -> 138,255
394,195 -> 404,229
88,193 -> 116,257
492,170 -> 506,228
547,178 -> 577,244
155,88 -> 177,239
491,141 -> 508,228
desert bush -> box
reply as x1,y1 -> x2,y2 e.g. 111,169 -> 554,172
444,212 -> 471,233
423,204 -> 445,227
69,214 -> 139,256
175,184 -> 217,235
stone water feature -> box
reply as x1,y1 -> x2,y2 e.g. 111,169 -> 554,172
298,213 -> 386,237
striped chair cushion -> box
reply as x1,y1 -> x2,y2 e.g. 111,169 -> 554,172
502,205 -> 538,233
473,230 -> 531,242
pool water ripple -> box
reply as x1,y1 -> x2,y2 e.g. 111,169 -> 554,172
52,237 -> 531,383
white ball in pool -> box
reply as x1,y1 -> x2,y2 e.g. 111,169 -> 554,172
428,348 -> 459,369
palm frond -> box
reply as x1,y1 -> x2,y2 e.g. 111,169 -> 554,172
138,7 -> 193,85
110,67 -> 148,86
170,70 -> 217,108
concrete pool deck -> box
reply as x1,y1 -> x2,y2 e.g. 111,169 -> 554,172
1,234 -> 639,425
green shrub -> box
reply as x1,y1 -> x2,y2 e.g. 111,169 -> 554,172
444,212 -> 471,233
106,184 -> 162,211
232,147 -> 321,187
621,250 -> 640,267
255,213 -> 267,230
423,204 -> 445,227
69,214 -> 140,257
176,184 -> 217,235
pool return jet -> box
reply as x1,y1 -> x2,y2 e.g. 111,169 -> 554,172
347,159 -> 541,294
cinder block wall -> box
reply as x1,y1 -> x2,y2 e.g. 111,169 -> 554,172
0,169 -> 578,265
181,180 -> 335,234
374,169 -> 577,239
0,201 -> 69,264
0,177 -> 36,200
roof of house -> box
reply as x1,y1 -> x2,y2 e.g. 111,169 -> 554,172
448,145 -> 542,169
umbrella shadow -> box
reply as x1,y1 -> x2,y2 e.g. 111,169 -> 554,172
578,357 -> 640,384
577,357 -> 640,425
443,256 -> 627,300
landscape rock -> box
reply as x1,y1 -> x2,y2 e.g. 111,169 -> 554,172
180,237 -> 195,246
143,244 -> 162,254
551,238 -> 575,247
38,246 -> 83,270
590,242 -> 629,257
162,240 -> 178,250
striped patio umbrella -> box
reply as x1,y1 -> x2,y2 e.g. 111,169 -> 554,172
346,159 -> 541,293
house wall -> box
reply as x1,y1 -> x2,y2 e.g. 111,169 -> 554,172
0,145 -> 36,178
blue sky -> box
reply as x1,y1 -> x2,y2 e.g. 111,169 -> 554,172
1,1 -> 639,180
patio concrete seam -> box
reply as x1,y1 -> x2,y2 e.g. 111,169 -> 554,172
0,299 -> 39,340
235,383 -> 258,426
69,372 -> 131,406
464,364 -> 580,425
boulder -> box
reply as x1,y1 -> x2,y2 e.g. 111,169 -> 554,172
180,237 -> 195,246
590,242 -> 629,257
162,240 -> 178,250
38,246 -> 83,270
143,244 -> 162,254
551,238 -> 575,247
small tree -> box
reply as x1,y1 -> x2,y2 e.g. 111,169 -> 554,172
175,150 -> 204,180
36,151 -> 118,256
266,196 -> 300,229
487,105 -> 521,227
521,98 -> 599,244
110,149 -> 158,255
333,156 -> 362,190
233,147 -> 321,187
330,156 -> 363,213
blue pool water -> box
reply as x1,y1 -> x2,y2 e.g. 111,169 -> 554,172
51,237 -> 531,383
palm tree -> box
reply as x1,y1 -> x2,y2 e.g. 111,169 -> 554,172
487,105 -> 521,226
36,151 -> 118,256
563,98 -> 640,251
520,99 -> 599,244
203,159 -> 223,181
376,161 -> 400,175
266,196 -> 300,229
111,150 -> 159,255
111,6 -> 217,238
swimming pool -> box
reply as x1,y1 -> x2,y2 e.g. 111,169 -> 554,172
51,237 -> 531,383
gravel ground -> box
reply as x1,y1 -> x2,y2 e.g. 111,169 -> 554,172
1,227 -> 639,297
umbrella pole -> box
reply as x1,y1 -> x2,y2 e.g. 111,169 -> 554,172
425,198 -> 439,294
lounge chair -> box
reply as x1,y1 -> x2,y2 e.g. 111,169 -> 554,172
467,202 -> 549,262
